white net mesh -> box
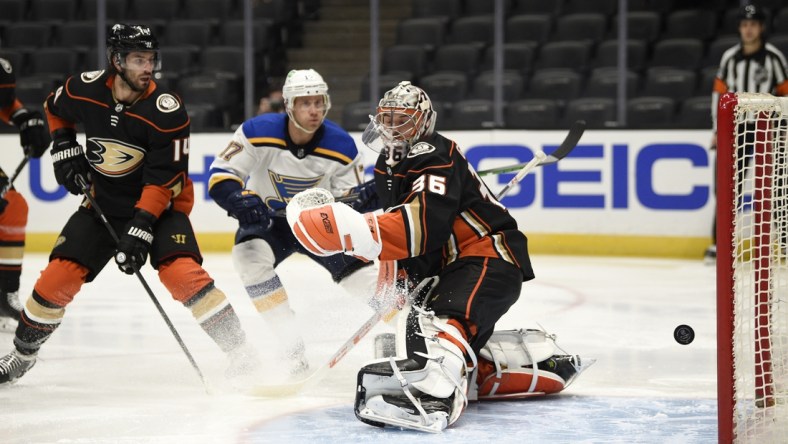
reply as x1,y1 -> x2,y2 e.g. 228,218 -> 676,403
284,188 -> 335,228
727,93 -> 788,442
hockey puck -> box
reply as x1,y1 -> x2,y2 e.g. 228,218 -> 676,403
674,325 -> 695,345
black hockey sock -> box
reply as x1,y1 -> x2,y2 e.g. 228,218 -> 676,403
14,291 -> 64,356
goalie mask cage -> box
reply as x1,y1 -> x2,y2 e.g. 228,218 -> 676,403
717,92 -> 788,443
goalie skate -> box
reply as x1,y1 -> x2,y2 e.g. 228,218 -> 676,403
358,394 -> 450,433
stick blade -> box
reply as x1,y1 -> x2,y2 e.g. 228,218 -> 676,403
539,120 -> 586,165
249,366 -> 327,397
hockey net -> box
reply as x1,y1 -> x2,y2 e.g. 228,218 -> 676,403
717,92 -> 788,443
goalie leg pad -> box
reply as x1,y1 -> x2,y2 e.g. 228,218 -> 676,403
475,329 -> 588,400
354,310 -> 476,432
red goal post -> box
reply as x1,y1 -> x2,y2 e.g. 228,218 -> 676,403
717,92 -> 788,443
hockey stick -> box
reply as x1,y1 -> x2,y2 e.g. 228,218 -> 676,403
74,175 -> 210,391
251,260 -> 402,397
478,119 -> 587,177
1,155 -> 30,198
250,304 -> 386,397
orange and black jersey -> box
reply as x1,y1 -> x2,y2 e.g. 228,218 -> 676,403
44,70 -> 192,219
373,131 -> 534,283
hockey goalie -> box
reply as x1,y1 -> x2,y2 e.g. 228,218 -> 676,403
285,81 -> 592,432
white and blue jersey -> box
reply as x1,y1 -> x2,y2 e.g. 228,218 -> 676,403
208,113 -> 364,212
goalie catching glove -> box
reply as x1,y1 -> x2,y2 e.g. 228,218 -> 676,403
286,188 -> 382,262
115,210 -> 156,274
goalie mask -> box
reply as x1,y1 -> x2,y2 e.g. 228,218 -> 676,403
362,81 -> 436,166
282,69 -> 331,134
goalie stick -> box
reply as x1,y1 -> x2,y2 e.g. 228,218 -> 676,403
251,260 -> 401,397
478,119 -> 587,176
494,120 -> 585,200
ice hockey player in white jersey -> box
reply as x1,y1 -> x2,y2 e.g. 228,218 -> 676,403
208,69 -> 381,374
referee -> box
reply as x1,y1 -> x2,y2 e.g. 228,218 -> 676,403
706,4 -> 788,263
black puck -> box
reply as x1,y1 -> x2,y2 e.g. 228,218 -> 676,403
674,324 -> 695,345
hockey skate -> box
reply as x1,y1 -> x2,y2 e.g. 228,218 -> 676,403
284,338 -> 309,376
0,349 -> 36,384
225,342 -> 262,379
0,290 -> 22,332
360,393 -> 452,433
703,244 -> 716,265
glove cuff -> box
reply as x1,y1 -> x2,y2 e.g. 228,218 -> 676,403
52,128 -> 77,145
133,209 -> 158,225
128,210 -> 157,245
10,108 -> 30,127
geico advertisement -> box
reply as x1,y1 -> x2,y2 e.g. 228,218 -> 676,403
1,130 -> 714,237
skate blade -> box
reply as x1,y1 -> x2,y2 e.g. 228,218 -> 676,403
478,391 -> 547,400
358,408 -> 446,433
360,396 -> 447,433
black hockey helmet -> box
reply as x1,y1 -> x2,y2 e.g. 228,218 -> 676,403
106,24 -> 160,71
739,4 -> 766,23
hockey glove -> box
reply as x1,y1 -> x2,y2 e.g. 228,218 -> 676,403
51,129 -> 91,195
350,180 -> 380,212
227,189 -> 273,229
115,210 -> 156,274
11,109 -> 51,158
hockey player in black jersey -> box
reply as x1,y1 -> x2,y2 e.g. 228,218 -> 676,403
0,24 -> 256,385
287,82 -> 589,432
0,56 -> 51,331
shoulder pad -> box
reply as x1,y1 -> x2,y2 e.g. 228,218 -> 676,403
407,141 -> 436,159
320,119 -> 359,158
242,113 -> 287,140
155,93 -> 182,114
131,87 -> 188,132
79,70 -> 106,83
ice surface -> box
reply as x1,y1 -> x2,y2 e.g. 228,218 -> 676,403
0,253 -> 718,443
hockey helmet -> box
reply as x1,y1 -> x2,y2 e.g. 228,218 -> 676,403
106,24 -> 160,71
739,4 -> 766,23
362,81 -> 436,165
282,69 -> 331,132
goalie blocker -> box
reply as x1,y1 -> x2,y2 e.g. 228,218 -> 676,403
355,323 -> 592,433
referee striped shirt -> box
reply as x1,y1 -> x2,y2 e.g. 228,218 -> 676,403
712,42 -> 788,130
